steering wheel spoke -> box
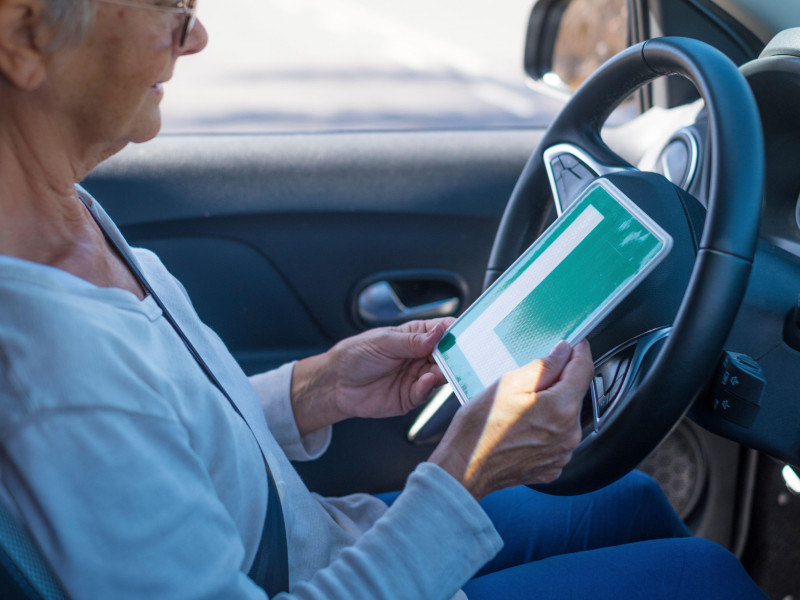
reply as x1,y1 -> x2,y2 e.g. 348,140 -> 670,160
543,143 -> 632,215
588,328 -> 671,432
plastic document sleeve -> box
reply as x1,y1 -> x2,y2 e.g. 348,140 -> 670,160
433,179 -> 673,405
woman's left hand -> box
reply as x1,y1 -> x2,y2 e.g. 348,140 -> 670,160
290,318 -> 453,437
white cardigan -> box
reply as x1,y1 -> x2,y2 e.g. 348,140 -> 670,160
0,190 -> 501,599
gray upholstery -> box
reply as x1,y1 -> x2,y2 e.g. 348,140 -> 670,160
760,28 -> 800,58
0,502 -> 67,599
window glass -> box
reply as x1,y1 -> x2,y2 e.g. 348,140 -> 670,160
161,0 -> 572,133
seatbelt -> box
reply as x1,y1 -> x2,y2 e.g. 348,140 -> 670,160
153,291 -> 290,597
80,194 -> 289,597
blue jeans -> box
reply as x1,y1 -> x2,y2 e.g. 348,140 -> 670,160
376,471 -> 766,599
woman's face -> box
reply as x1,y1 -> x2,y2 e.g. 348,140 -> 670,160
45,0 -> 207,153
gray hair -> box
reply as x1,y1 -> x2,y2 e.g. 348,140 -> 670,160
42,0 -> 96,49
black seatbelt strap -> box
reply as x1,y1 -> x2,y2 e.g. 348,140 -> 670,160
153,293 -> 290,597
144,286 -> 290,597
81,195 -> 289,596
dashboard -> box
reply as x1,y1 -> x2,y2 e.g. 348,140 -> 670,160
743,54 -> 800,258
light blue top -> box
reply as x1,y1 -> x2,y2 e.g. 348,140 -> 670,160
0,190 -> 502,599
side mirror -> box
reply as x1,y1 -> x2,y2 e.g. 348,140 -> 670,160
524,0 -> 630,95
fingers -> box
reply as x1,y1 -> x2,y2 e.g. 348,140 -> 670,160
505,339 -> 594,397
507,340 -> 573,395
407,317 -> 456,331
408,371 -> 438,410
408,359 -> 449,409
376,319 -> 451,360
417,321 -> 447,355
547,339 -> 594,399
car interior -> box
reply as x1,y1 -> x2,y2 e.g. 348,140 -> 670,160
3,0 -> 800,598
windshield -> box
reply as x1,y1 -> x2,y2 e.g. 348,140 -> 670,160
159,0 -> 569,133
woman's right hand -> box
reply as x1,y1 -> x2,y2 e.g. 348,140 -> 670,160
428,340 -> 594,501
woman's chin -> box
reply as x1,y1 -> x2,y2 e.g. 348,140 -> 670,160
121,89 -> 165,144
127,112 -> 163,145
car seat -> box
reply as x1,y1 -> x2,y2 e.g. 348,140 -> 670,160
0,501 -> 67,599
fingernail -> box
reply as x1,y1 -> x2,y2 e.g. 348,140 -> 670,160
548,340 -> 571,360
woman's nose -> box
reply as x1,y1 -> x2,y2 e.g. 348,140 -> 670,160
180,17 -> 208,55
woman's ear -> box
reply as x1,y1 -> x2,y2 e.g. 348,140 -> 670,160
0,0 -> 53,90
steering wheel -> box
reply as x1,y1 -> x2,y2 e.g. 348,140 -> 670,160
485,37 -> 764,495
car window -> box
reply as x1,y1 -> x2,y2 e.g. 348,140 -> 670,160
160,0 -> 580,133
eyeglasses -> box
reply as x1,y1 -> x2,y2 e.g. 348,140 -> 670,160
96,0 -> 197,47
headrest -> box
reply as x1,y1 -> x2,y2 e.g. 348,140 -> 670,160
760,28 -> 800,59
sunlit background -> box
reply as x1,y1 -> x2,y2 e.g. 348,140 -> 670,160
159,0 -> 566,133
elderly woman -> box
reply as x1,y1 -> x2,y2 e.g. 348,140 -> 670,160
0,0 -> 769,599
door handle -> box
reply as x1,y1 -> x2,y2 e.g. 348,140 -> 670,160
357,281 -> 460,326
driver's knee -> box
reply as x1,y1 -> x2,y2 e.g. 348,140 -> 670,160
664,537 -> 767,599
463,537 -> 765,600
609,470 -> 691,539
627,470 -> 674,509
